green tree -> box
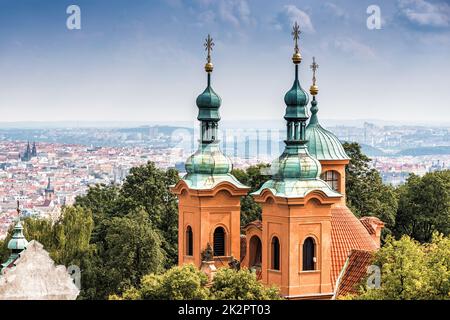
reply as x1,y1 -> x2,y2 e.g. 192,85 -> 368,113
210,268 -> 281,300
394,171 -> 450,242
116,163 -> 179,266
101,209 -> 166,296
343,142 -> 398,234
111,264 -> 209,300
1,206 -> 94,267
345,234 -> 450,300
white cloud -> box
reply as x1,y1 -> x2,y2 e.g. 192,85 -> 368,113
275,5 -> 315,33
398,0 -> 450,28
332,38 -> 376,60
323,2 -> 349,20
194,0 -> 254,28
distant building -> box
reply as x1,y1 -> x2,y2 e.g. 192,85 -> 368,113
20,141 -> 37,162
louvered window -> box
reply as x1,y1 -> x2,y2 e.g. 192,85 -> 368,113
303,237 -> 316,271
186,226 -> 193,256
213,227 -> 225,256
271,237 -> 280,270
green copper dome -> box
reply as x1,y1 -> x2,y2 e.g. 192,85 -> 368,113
7,220 -> 28,252
284,74 -> 309,120
185,142 -> 231,175
306,98 -> 350,161
271,144 -> 320,180
196,76 -> 221,121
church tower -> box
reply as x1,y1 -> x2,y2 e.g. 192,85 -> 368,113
252,23 -> 342,298
45,177 -> 54,201
171,35 -> 249,268
31,142 -> 37,157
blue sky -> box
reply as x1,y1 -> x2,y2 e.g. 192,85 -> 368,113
0,0 -> 449,123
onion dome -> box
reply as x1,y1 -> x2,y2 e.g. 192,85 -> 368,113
196,83 -> 221,121
284,78 -> 309,120
271,145 -> 320,180
185,142 -> 232,175
305,57 -> 349,161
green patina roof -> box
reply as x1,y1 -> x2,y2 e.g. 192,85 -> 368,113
253,178 -> 341,198
183,141 -> 247,190
1,220 -> 28,274
253,52 -> 341,199
306,97 -> 350,161
271,145 -> 321,180
7,220 -> 28,251
196,75 -> 221,121
284,67 -> 309,120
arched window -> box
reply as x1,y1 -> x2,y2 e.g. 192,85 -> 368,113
186,226 -> 193,256
303,237 -> 316,271
321,170 -> 340,192
213,227 -> 225,256
271,236 -> 280,270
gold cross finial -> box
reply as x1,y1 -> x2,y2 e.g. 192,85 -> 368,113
204,34 -> 214,72
310,56 -> 319,85
292,21 -> 301,54
309,57 -> 319,96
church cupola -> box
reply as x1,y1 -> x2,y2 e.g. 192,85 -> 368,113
305,58 -> 350,198
253,23 -> 339,198
1,202 -> 28,272
183,35 -> 246,189
171,35 -> 249,269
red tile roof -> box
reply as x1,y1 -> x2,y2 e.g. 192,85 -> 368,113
334,249 -> 374,297
331,205 -> 378,289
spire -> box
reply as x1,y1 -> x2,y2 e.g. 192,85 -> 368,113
182,34 -> 246,190
309,57 -> 319,125
196,34 -> 221,143
284,22 -> 309,144
31,141 -> 37,157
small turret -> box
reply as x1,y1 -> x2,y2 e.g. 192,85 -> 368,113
1,201 -> 28,272
305,57 -> 350,161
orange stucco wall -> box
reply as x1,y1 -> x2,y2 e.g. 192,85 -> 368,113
254,191 -> 340,298
171,181 -> 248,268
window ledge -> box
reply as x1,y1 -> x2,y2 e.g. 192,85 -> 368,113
299,270 -> 321,274
268,269 -> 281,274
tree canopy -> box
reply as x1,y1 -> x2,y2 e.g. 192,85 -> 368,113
394,171 -> 450,242
344,234 -> 450,300
111,265 -> 281,300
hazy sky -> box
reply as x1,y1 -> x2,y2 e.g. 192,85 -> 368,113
0,0 -> 449,123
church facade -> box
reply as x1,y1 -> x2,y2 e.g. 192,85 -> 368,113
171,24 -> 384,300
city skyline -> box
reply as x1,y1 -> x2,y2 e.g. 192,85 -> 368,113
0,0 -> 450,123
